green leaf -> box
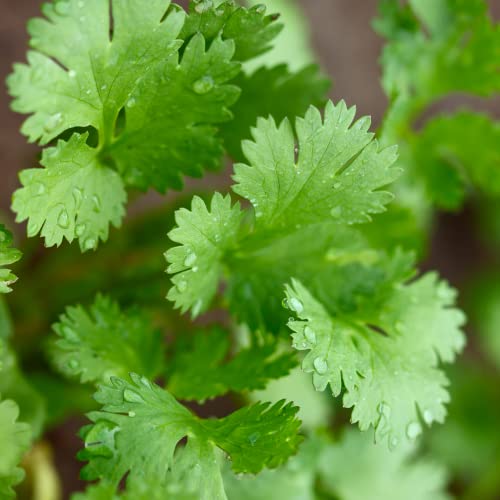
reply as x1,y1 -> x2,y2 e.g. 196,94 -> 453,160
223,434 -> 322,500
413,111 -> 500,210
318,429 -> 451,500
167,327 -> 296,401
375,0 -> 500,101
244,0 -> 318,72
0,342 -> 46,438
181,0 -> 283,62
220,64 -> 330,161
50,295 -> 164,384
12,134 -> 126,251
8,0 -> 240,248
166,193 -> 243,317
78,374 -> 301,497
0,226 -> 21,294
0,398 -> 32,499
233,100 -> 400,230
284,272 -> 465,446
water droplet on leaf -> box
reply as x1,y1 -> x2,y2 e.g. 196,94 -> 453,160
406,421 -> 422,440
184,252 -> 197,267
313,357 -> 328,375
304,326 -> 316,344
192,75 -> 214,95
72,187 -> 83,208
44,112 -> 63,133
57,208 -> 70,229
330,206 -> 342,218
123,389 -> 145,404
289,298 -> 303,313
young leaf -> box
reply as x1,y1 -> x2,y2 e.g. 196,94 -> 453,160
318,429 -> 451,500
0,398 -> 32,498
284,273 -> 465,447
8,0 -> 240,248
166,193 -> 243,317
78,374 -> 301,497
413,111 -> 500,210
167,327 -> 296,401
12,134 -> 126,251
50,295 -> 164,384
0,226 -> 21,294
181,0 -> 283,62
233,100 -> 400,229
0,341 -> 46,438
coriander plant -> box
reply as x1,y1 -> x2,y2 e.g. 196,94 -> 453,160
1,0 -> 499,498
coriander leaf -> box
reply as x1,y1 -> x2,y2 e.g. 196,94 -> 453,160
244,0 -> 317,72
223,434 -> 322,500
166,193 -> 243,317
220,64 -> 330,161
285,272 -> 465,446
0,226 -> 21,294
413,111 -> 500,210
376,0 -> 500,101
318,429 -> 451,500
233,100 -> 400,230
12,134 -> 126,251
50,295 -> 164,384
78,374 -> 301,497
466,273 -> 500,368
167,327 -> 296,401
181,0 -> 283,62
0,398 -> 32,499
9,0 -> 240,248
0,341 -> 46,438
8,0 -> 184,146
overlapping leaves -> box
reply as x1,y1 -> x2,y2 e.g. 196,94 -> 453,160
77,374 -> 301,498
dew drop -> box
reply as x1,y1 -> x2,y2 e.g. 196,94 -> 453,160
184,252 -> 197,267
55,1 -> 70,15
61,326 -> 79,342
330,206 -> 342,218
304,326 -> 316,344
44,112 -> 63,133
406,421 -> 422,440
84,238 -> 96,251
126,97 -> 136,108
192,299 -> 203,317
192,75 -> 214,95
390,436 -> 399,448
192,266 -> 199,273
57,208 -> 70,229
100,84 -> 107,91
92,195 -> 101,213
68,69 -> 77,78
27,219 -> 40,237
128,411 -> 136,418
75,223 -> 86,237
123,389 -> 145,404
289,298 -> 303,314
68,358 -> 80,369
423,409 -> 433,424
248,432 -> 260,446
72,187 -> 83,208
85,89 -> 92,95
333,182 -> 341,189
176,280 -> 187,292
313,357 -> 328,375
33,182 -> 46,196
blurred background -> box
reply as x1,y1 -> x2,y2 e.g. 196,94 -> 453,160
1,1 -> 500,499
